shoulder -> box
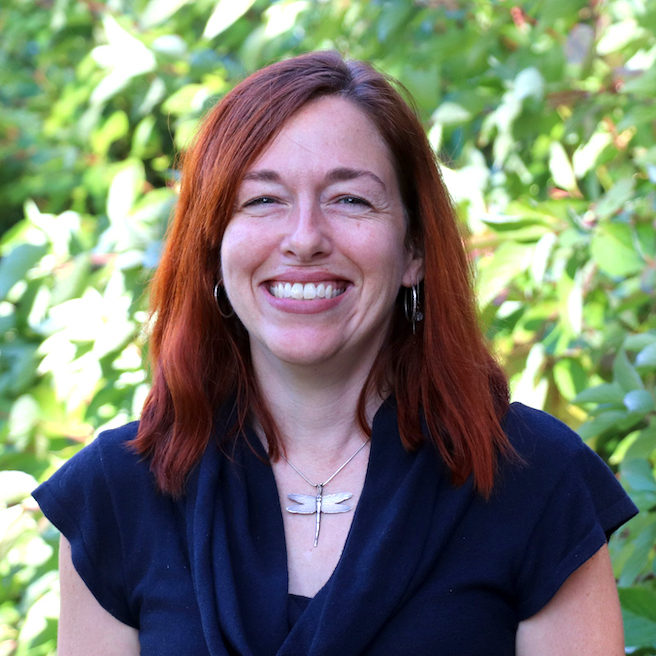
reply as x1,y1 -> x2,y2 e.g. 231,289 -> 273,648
33,420 -> 156,519
57,421 -> 147,484
496,402 -> 636,537
501,402 -> 588,471
88,421 -> 145,474
493,402 -> 599,503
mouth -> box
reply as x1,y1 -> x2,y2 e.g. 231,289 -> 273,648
267,281 -> 347,300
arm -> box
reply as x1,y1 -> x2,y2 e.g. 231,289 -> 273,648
516,544 -> 624,656
58,535 -> 140,656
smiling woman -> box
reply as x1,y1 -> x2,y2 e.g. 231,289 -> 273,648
33,52 -> 636,656
222,97 -> 420,371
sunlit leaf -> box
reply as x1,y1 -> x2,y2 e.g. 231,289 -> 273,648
590,224 -> 644,278
90,15 -> 156,105
597,19 -> 647,55
513,67 -> 544,101
431,102 -> 471,125
636,343 -> 656,369
204,0 -> 257,40
8,394 -> 40,440
0,471 -> 38,505
624,389 -> 655,414
549,141 -> 578,192
140,0 -> 191,28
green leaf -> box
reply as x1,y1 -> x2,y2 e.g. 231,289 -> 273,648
614,349 -> 645,392
624,427 -> 656,461
593,178 -> 635,219
623,608 -> 656,649
625,333 -> 656,352
162,84 -> 210,117
50,255 -> 92,307
0,342 -> 38,396
617,518 -> 656,586
91,110 -> 129,157
476,242 -> 533,308
0,243 -> 48,301
553,358 -> 588,400
624,389 -> 655,414
621,458 -> 656,493
624,67 -> 656,99
620,586 -> 656,623
574,382 -> 625,405
590,223 -> 644,278
578,410 -> 627,439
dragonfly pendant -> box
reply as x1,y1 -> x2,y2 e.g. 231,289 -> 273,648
286,484 -> 353,547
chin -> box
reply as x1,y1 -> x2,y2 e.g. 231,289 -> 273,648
266,343 -> 341,367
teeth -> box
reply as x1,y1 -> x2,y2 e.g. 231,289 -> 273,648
291,283 -> 304,299
270,282 -> 345,300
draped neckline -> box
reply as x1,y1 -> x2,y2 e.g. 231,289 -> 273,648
183,396 -> 459,656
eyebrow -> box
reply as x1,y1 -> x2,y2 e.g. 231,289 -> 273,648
242,167 -> 387,189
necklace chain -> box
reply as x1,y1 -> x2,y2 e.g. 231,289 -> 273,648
282,439 -> 369,489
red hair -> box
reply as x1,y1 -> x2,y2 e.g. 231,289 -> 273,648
133,51 -> 510,497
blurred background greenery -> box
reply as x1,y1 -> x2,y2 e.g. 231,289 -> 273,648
0,0 -> 655,653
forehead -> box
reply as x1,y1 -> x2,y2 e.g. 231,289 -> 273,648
246,96 -> 395,178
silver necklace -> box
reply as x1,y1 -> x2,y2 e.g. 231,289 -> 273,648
283,440 -> 369,547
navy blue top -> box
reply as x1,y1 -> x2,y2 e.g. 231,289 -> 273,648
33,401 -> 637,655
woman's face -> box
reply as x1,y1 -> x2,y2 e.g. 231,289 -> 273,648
221,96 -> 423,370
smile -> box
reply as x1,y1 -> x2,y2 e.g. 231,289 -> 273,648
268,281 -> 347,300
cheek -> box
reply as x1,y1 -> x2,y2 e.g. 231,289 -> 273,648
355,230 -> 409,279
220,222 -> 266,280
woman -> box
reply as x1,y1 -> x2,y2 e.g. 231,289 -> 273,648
34,51 -> 637,655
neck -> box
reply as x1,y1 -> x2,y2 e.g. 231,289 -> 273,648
250,345 -> 384,460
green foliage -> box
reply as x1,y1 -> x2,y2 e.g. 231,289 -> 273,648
1,0 -> 655,652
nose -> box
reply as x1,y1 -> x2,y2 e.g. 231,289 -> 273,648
280,201 -> 332,261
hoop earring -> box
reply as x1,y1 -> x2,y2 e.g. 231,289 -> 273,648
213,281 -> 235,319
404,284 -> 424,335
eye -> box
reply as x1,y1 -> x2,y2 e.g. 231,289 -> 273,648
244,196 -> 279,207
337,196 -> 372,207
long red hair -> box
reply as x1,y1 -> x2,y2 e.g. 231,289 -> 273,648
133,51 -> 510,497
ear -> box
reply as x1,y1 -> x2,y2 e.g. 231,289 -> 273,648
402,246 -> 424,287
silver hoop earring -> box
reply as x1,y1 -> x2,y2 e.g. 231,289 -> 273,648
404,284 -> 423,335
213,281 -> 235,319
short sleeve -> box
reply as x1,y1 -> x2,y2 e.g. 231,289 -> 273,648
511,414 -> 638,621
32,424 -> 140,627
